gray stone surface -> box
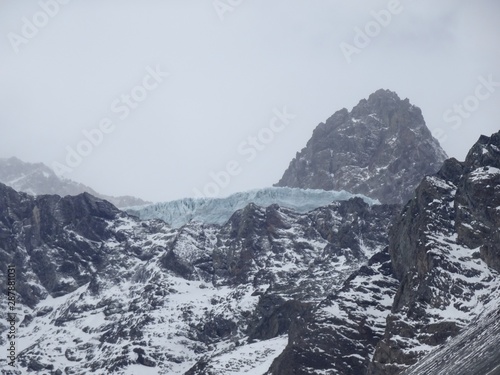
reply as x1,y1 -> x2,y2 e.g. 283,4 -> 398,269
275,89 -> 448,204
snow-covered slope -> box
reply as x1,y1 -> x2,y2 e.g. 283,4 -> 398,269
268,248 -> 400,375
402,287 -> 500,375
1,120 -> 498,374
265,131 -> 500,375
367,132 -> 500,374
0,183 -> 396,374
127,187 -> 379,228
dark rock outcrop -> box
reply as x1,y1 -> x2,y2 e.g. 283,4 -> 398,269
275,89 -> 448,204
402,299 -> 500,375
0,184 -> 122,306
266,130 -> 500,375
268,248 -> 399,375
368,131 -> 500,374
0,181 -> 397,374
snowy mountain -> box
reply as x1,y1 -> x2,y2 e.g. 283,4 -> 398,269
275,89 -> 448,205
127,187 -> 380,228
0,157 -> 150,208
368,132 -> 500,374
0,184 -> 398,374
1,92 -> 499,374
267,131 -> 500,374
402,292 -> 500,375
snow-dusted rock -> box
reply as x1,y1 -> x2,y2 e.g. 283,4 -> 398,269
0,183 -> 396,374
275,89 -> 448,204
368,131 -> 500,375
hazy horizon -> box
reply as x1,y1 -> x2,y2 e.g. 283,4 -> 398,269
1,1 -> 499,202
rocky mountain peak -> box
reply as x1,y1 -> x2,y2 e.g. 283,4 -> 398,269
463,131 -> 500,172
351,89 -> 411,121
275,90 -> 448,204
366,130 -> 500,374
265,130 -> 500,375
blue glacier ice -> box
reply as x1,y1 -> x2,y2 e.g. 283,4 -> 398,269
126,187 -> 380,228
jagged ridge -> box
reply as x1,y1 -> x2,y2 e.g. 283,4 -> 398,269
265,130 -> 500,375
0,183 -> 397,374
275,89 -> 448,204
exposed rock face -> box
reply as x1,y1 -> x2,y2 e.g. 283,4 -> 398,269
367,131 -> 500,374
1,122 -> 499,373
0,186 -> 121,307
456,134 -> 500,273
275,89 -> 448,205
402,298 -> 500,375
262,131 -> 500,375
0,156 -> 150,208
0,182 -> 397,374
268,248 -> 399,375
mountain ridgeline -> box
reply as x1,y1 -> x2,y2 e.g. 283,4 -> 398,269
268,130 -> 500,375
275,89 -> 448,205
0,157 -> 150,208
0,182 -> 399,374
0,90 -> 499,375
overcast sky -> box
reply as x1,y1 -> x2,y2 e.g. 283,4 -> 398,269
1,0 -> 499,202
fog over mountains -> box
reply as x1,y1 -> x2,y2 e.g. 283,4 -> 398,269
0,157 -> 150,208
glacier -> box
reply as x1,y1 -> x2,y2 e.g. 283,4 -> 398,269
126,186 -> 380,228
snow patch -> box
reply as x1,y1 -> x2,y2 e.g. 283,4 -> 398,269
469,166 -> 500,182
